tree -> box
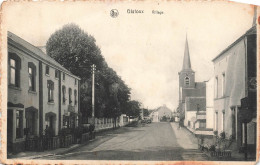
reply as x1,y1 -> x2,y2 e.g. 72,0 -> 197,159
143,108 -> 150,117
46,24 -> 106,122
46,24 -> 132,126
126,100 -> 141,118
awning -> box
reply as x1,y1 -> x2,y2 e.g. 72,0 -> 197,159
8,102 -> 24,108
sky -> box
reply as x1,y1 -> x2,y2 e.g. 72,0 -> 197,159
2,1 -> 255,111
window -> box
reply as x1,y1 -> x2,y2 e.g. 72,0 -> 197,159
46,65 -> 49,75
231,107 -> 237,139
222,111 -> 225,132
47,80 -> 54,102
199,121 -> 206,128
215,77 -> 218,98
28,62 -> 36,91
74,90 -> 77,106
62,86 -> 66,103
63,115 -> 69,128
222,73 -> 225,97
16,110 -> 23,138
63,114 -> 76,128
25,109 -> 36,136
215,112 -> 218,131
9,53 -> 21,87
55,70 -> 59,79
63,73 -> 65,81
185,77 -> 190,86
69,88 -> 72,104
10,59 -> 16,85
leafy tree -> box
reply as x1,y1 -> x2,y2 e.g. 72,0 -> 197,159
143,108 -> 150,117
46,24 -> 133,126
126,100 -> 141,118
46,23 -> 106,122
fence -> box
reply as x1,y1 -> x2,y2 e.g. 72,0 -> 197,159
23,116 -> 130,153
88,117 -> 121,131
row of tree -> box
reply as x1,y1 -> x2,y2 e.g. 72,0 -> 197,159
46,24 -> 142,125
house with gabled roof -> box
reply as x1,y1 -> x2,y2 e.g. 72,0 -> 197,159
7,32 -> 81,153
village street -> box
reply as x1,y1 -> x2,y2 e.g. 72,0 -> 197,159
43,122 -> 210,160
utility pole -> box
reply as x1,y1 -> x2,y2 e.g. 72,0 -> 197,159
91,64 -> 96,125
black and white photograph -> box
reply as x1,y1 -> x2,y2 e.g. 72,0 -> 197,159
0,0 -> 259,164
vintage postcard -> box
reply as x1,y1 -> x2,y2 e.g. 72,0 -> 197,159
0,0 -> 259,164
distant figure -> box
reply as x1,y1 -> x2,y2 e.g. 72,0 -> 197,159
178,121 -> 181,130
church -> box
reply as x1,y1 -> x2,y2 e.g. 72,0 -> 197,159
177,36 -> 206,131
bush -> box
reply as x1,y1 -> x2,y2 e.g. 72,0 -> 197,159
209,145 -> 216,152
89,124 -> 95,132
59,128 -> 71,136
45,127 -> 55,137
73,127 -> 83,138
213,130 -> 218,136
220,131 -> 226,139
82,126 -> 89,133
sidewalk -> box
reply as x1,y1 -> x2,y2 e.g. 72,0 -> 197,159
170,122 -> 256,161
8,126 -> 123,159
8,141 -> 88,159
170,122 -> 199,149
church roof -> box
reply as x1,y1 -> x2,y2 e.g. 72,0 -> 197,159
182,36 -> 193,71
185,97 -> 206,111
195,82 -> 206,89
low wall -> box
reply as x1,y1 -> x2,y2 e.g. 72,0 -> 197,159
89,117 -> 130,132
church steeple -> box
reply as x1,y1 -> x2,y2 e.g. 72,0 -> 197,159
179,35 -> 195,89
182,35 -> 192,71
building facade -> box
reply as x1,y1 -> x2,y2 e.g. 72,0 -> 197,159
205,77 -> 214,130
7,32 -> 81,153
184,97 -> 206,130
212,25 -> 256,156
150,111 -> 159,122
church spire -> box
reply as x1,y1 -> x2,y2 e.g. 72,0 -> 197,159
182,35 -> 192,70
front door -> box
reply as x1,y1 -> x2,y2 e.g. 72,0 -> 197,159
7,110 -> 13,152
49,116 -> 54,135
26,111 -> 35,136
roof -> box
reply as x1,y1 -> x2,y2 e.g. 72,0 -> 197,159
8,31 -> 80,80
195,82 -> 206,89
185,97 -> 206,111
181,82 -> 206,100
212,25 -> 256,62
156,105 -> 172,113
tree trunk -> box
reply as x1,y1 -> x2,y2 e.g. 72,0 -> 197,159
112,118 -> 115,129
114,117 -> 116,129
